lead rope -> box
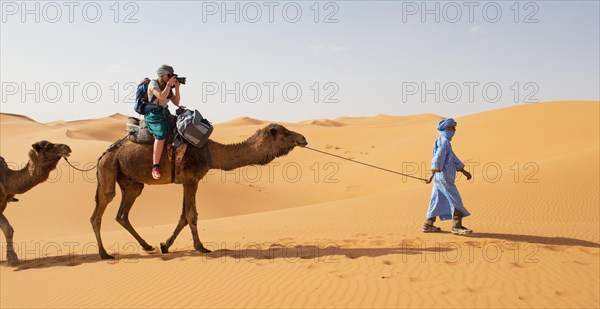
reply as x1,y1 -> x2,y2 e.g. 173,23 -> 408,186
303,146 -> 428,182
63,157 -> 97,172
63,133 -> 132,172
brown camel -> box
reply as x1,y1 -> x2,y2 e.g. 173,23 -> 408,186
0,141 -> 72,266
92,123 -> 308,259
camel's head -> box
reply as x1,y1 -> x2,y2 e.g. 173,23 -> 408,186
258,123 -> 308,159
29,140 -> 72,165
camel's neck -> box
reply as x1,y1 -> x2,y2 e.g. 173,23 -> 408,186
207,140 -> 276,171
5,158 -> 55,194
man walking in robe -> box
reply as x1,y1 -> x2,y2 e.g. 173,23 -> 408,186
424,118 -> 473,235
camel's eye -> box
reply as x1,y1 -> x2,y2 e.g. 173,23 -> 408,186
283,130 -> 290,137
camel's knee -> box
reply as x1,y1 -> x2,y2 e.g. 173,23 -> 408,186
186,212 -> 198,225
115,213 -> 129,226
90,214 -> 101,227
104,191 -> 116,202
181,217 -> 188,225
95,188 -> 115,205
3,225 -> 14,238
0,218 -> 13,237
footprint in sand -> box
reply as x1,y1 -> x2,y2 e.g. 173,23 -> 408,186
510,262 -> 526,268
554,290 -> 568,296
464,241 -> 482,248
543,245 -> 566,252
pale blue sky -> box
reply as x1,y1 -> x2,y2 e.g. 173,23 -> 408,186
1,0 -> 599,123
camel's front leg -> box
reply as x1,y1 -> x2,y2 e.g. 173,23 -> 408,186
116,180 -> 154,252
184,182 -> 211,253
0,203 -> 19,266
91,174 -> 117,260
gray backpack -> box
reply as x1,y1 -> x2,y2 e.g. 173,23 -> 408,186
176,109 -> 213,148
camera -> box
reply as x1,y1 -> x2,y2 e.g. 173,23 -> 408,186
169,74 -> 186,87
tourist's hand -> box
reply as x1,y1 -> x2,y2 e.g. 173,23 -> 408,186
168,76 -> 177,87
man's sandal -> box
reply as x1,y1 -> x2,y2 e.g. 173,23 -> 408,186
423,224 -> 442,233
451,226 -> 473,235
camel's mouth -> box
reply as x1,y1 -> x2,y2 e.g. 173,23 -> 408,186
296,141 -> 308,147
60,150 -> 72,157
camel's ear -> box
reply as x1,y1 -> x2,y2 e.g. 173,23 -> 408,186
269,128 -> 278,137
32,142 -> 42,153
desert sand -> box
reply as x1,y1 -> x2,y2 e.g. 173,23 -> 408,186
0,101 -> 598,308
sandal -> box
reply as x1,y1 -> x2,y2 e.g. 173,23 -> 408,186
152,167 -> 162,180
423,224 -> 442,233
451,226 -> 473,235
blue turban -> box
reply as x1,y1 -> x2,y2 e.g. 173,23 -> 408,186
436,118 -> 457,141
437,118 -> 457,132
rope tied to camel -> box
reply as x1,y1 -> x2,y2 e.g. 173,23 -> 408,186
303,146 -> 428,182
63,133 -> 132,172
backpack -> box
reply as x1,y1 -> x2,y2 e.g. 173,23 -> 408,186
134,78 -> 158,114
176,109 -> 213,148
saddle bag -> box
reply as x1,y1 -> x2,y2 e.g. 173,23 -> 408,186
176,109 -> 213,148
126,117 -> 153,144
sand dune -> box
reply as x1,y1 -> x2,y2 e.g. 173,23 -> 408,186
0,101 -> 598,308
301,119 -> 347,127
221,116 -> 267,126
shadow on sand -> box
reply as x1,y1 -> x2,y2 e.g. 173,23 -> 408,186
462,232 -> 600,248
2,244 -> 452,271
2,232 -> 598,271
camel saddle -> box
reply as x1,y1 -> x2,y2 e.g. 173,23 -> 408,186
126,114 -> 188,182
127,114 -> 178,145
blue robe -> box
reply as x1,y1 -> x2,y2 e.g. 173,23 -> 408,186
426,134 -> 470,220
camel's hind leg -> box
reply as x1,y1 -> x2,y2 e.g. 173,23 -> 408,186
0,200 -> 19,266
160,203 -> 188,254
115,178 -> 154,251
184,182 -> 211,253
91,158 -> 117,260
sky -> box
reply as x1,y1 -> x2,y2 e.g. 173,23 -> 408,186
1,0 -> 599,123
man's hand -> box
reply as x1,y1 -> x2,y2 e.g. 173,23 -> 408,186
461,169 -> 472,180
425,174 -> 435,184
